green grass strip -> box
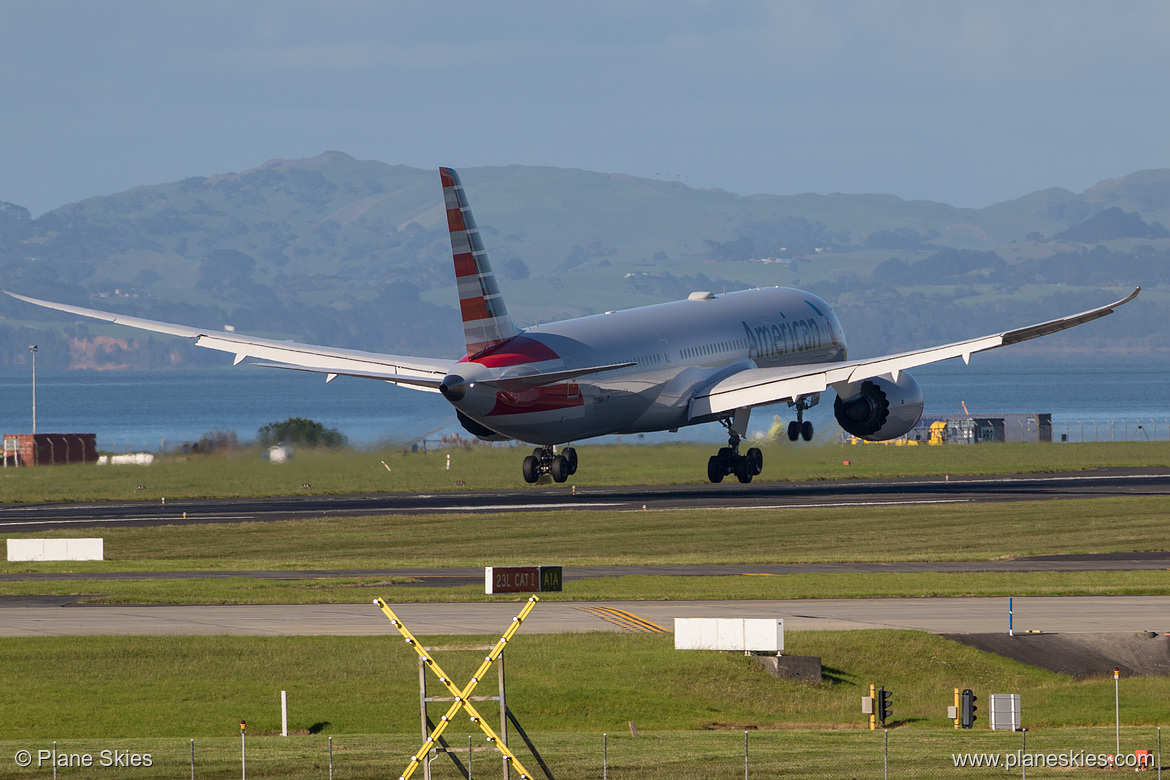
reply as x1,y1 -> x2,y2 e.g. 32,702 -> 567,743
4,496 -> 1168,575
1,439 -> 1168,502
2,631 -> 1167,741
1,570 -> 1168,605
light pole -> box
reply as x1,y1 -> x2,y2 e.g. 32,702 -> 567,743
28,345 -> 37,435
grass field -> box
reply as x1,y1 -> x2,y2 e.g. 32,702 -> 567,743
1,439 -> 1168,502
3,631 -> 1166,740
5,496 -> 1170,573
3,492 -> 1169,604
7,728 -> 1168,779
2,570 -> 1170,605
2,441 -> 1169,767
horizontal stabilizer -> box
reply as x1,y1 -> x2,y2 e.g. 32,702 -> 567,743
478,362 -> 637,392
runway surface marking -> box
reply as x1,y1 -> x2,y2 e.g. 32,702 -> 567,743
574,606 -> 668,633
706,499 -> 972,511
431,502 -> 624,511
0,514 -> 254,528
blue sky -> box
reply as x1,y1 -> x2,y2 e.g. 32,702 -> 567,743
2,1 -> 1169,216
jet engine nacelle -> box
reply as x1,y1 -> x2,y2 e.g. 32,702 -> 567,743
834,372 -> 924,441
438,361 -> 498,417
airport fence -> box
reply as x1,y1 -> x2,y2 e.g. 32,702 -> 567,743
1056,419 -> 1170,443
4,726 -> 1164,779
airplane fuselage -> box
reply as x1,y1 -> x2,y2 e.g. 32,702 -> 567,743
447,287 -> 847,445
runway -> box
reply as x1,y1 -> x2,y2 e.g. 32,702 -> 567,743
3,596 -> 1169,637
2,467 -> 1168,532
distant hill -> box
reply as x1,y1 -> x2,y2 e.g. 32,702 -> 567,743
1051,207 -> 1169,243
1,153 -> 1165,369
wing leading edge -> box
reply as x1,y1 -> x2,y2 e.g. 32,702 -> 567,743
689,287 -> 1141,419
3,290 -> 453,391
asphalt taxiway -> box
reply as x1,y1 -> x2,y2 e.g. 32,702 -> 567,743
3,596 -> 1169,637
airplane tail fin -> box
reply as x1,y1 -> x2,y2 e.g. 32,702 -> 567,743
440,167 -> 521,356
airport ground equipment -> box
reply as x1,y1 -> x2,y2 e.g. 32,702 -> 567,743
989,693 -> 1021,731
877,685 -> 893,727
376,597 -> 551,780
961,688 -> 978,729
485,566 -> 563,594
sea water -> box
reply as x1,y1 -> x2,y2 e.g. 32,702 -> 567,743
0,354 -> 1167,451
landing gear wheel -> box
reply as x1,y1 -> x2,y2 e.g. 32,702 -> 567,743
735,456 -> 755,483
707,455 -> 724,483
787,420 -> 800,441
549,455 -> 570,483
746,447 -> 763,475
801,421 -> 814,441
562,447 -> 578,475
521,455 -> 539,484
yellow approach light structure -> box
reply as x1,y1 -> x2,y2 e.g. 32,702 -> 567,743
375,597 -> 539,780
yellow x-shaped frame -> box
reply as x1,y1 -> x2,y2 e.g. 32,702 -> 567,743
375,596 -> 539,780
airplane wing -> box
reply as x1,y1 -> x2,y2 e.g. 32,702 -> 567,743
3,291 -> 453,392
689,287 -> 1141,418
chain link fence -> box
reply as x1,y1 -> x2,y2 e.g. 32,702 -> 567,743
4,727 -> 1164,779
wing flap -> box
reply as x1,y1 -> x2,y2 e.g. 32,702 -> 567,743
691,287 -> 1140,419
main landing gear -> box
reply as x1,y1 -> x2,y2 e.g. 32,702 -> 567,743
707,420 -> 763,484
787,397 -> 815,442
522,446 -> 578,484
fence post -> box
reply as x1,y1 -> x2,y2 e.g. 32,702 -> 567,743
603,733 -> 607,780
1021,729 -> 1027,780
329,736 -> 333,780
884,729 -> 888,780
191,738 -> 195,780
744,730 -> 749,780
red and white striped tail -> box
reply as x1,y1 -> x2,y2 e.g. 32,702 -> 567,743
441,167 -> 521,356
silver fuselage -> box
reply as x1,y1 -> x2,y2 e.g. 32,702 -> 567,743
447,287 -> 847,445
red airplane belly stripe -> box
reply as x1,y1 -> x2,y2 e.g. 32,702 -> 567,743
487,384 -> 584,416
460,336 -> 560,366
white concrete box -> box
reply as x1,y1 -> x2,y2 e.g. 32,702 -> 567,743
674,618 -> 784,653
7,538 -> 104,562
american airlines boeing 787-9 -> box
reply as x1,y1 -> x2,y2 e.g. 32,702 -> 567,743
5,168 -> 1140,484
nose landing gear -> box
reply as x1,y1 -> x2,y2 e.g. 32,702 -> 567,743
707,421 -> 763,484
786,396 -> 816,441
522,445 -> 578,484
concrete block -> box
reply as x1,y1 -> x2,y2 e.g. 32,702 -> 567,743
757,655 -> 822,683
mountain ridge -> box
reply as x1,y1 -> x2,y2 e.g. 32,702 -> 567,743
1,152 -> 1165,369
